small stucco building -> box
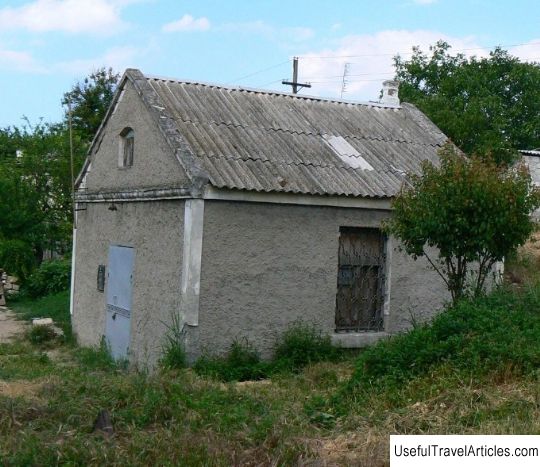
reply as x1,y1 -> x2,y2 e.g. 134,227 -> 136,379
71,69 -> 450,367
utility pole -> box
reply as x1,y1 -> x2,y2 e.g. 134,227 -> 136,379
68,100 -> 76,228
282,57 -> 311,94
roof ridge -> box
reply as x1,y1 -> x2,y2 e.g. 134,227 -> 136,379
143,71 -> 402,109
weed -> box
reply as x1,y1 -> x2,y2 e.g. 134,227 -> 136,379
273,322 -> 340,372
26,325 -> 57,345
194,323 -> 342,382
194,338 -> 270,382
74,338 -> 116,371
9,290 -> 73,342
160,312 -> 187,370
341,284 -> 540,404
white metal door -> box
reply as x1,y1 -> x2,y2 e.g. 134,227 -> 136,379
105,245 -> 135,360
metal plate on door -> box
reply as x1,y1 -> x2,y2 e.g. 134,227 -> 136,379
106,304 -> 131,319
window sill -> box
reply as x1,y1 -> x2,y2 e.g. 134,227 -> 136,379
331,331 -> 389,348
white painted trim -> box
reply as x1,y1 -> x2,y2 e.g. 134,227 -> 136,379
76,186 -> 392,210
180,199 -> 205,326
203,186 -> 392,210
383,236 -> 393,325
69,226 -> 77,316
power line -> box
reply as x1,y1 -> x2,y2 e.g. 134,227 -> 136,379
297,40 -> 540,60
302,71 -> 395,80
258,79 -> 283,87
308,77 -> 392,84
226,59 -> 291,85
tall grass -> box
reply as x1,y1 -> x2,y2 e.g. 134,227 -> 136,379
343,284 -> 540,398
193,322 -> 341,382
9,290 -> 72,341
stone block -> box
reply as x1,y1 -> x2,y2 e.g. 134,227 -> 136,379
32,318 -> 54,326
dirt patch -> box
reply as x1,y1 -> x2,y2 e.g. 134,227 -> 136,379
0,306 -> 27,343
307,432 -> 388,466
520,231 -> 540,256
235,379 -> 272,388
0,380 -> 44,399
505,230 -> 540,285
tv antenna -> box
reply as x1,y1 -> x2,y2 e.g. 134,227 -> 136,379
340,63 -> 350,98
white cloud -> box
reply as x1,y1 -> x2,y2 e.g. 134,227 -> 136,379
509,39 -> 540,63
0,0 -> 129,35
162,14 -> 210,33
53,45 -> 144,74
0,46 -> 45,72
296,30 -> 486,101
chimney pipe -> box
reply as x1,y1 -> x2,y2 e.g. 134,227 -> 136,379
380,80 -> 400,106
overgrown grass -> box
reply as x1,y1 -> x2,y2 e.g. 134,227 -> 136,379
8,290 -> 71,341
0,339 -> 336,465
1,285 -> 540,464
336,284 -> 540,410
273,322 -> 341,372
160,311 -> 187,370
193,323 -> 341,382
194,338 -> 270,382
26,325 -> 58,345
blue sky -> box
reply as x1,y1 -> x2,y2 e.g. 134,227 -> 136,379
1,0 -> 539,127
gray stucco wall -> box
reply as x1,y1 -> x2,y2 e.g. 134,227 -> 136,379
72,200 -> 184,368
83,80 -> 189,192
196,200 -> 450,359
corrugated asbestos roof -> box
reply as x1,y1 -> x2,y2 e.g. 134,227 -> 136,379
520,149 -> 540,157
139,71 -> 448,198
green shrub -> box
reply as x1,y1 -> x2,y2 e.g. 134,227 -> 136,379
346,285 -> 540,395
194,338 -> 270,382
24,259 -> 71,298
27,325 -> 58,345
194,323 -> 341,382
9,290 -> 72,342
0,239 -> 37,282
273,322 -> 340,372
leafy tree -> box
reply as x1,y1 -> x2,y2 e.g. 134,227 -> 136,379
0,121 -> 84,279
0,68 -> 119,281
395,42 -> 540,164
386,144 -> 540,303
62,67 -> 120,143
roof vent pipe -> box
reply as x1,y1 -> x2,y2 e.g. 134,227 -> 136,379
380,80 -> 400,106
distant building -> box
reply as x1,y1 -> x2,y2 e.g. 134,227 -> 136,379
520,149 -> 540,219
71,69 -> 450,367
